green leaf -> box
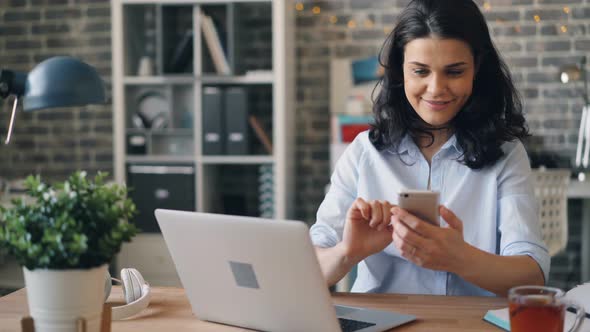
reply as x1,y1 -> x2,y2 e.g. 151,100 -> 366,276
0,171 -> 138,269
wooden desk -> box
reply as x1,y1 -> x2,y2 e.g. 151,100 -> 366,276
0,286 -> 507,331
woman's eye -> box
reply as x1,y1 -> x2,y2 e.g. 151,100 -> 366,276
413,69 -> 429,76
447,70 -> 464,76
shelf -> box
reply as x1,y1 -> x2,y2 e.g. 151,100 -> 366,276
127,128 -> 193,135
120,0 -> 271,4
123,73 -> 273,85
201,73 -> 274,85
114,0 -> 294,219
127,155 -> 274,165
124,75 -> 195,85
199,155 -> 274,164
126,155 -> 195,163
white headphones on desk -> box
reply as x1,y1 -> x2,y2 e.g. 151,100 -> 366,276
103,268 -> 151,320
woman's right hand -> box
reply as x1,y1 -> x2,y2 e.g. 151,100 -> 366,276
341,197 -> 395,263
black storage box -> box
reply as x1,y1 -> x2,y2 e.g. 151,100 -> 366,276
127,164 -> 195,233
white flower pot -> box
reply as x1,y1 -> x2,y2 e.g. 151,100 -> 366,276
23,264 -> 107,332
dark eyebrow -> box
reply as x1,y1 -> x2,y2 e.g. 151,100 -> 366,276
407,61 -> 468,68
408,61 -> 428,67
446,62 -> 468,68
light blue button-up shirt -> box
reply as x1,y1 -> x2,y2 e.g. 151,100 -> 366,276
310,131 -> 550,296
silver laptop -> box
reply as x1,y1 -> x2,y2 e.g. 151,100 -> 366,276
155,209 -> 416,332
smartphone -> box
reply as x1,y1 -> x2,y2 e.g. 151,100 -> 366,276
398,190 -> 440,226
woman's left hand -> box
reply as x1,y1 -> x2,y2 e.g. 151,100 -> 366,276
390,205 -> 470,273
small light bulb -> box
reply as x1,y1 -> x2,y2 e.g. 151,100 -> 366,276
534,15 -> 541,23
561,72 -> 569,84
295,2 -> 304,11
312,6 -> 320,15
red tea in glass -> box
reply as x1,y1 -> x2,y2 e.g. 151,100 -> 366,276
509,294 -> 564,332
508,286 -> 584,332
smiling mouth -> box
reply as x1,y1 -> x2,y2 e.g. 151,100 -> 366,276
423,99 -> 454,105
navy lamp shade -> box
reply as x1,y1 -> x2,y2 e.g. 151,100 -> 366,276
0,56 -> 106,143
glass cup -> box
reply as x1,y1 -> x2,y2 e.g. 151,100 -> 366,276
508,286 -> 585,332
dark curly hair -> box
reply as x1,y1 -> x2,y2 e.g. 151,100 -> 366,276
369,0 -> 529,169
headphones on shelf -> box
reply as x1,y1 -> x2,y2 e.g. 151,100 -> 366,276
103,268 -> 151,320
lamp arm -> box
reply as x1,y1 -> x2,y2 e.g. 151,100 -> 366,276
582,56 -> 589,106
584,75 -> 588,106
0,69 -> 26,99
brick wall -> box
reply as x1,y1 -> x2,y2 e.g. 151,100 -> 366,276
0,0 -> 588,287
0,0 -> 112,181
295,0 -> 589,222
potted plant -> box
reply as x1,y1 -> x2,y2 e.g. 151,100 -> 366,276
0,171 -> 138,332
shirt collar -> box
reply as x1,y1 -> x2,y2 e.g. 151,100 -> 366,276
397,135 -> 415,155
441,134 -> 463,157
394,133 -> 464,159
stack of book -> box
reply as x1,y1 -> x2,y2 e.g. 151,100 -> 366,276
165,10 -> 231,74
200,11 -> 231,75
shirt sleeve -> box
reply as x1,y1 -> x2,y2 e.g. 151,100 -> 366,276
309,133 -> 367,248
496,141 -> 550,283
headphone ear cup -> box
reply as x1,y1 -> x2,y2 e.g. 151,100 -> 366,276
104,270 -> 112,303
129,268 -> 146,286
121,268 -> 142,304
111,268 -> 151,320
121,268 -> 133,304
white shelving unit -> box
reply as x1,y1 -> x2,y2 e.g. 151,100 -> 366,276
111,0 -> 294,285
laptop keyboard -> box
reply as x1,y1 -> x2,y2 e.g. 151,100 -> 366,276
338,317 -> 376,332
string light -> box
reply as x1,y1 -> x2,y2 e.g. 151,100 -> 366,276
296,1 -> 566,34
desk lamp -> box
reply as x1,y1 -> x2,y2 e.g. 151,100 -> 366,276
0,56 -> 106,144
560,56 -> 589,180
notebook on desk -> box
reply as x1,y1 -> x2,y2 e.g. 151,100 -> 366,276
155,209 -> 416,332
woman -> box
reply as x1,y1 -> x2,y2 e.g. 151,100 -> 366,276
310,0 -> 548,297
